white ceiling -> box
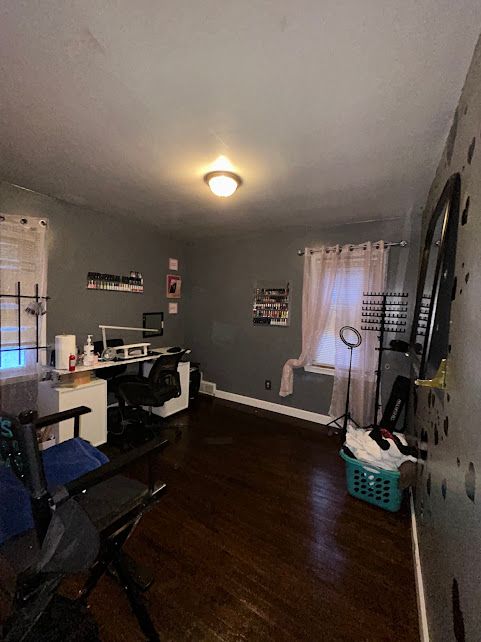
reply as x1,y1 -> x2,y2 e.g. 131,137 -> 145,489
1,1 -> 480,238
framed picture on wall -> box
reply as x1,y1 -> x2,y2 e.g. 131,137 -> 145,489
166,274 -> 182,299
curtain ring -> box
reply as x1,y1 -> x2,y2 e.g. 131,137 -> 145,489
0,215 -> 5,222
20,218 -> 28,225
39,219 -> 47,227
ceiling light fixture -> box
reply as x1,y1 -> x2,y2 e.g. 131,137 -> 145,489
204,170 -> 242,197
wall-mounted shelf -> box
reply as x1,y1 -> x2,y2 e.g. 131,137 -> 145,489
87,271 -> 144,293
253,284 -> 290,327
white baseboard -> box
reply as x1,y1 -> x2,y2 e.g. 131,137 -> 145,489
211,387 -> 331,426
410,490 -> 429,642
199,379 -> 217,396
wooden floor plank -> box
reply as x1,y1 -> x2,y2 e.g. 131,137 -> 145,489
83,398 -> 419,641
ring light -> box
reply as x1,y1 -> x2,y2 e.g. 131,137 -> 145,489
339,325 -> 362,349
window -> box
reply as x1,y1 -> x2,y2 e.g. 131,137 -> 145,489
0,215 -> 48,380
312,266 -> 364,371
281,241 -> 387,412
304,244 -> 387,377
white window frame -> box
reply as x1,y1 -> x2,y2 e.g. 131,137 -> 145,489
304,364 -> 335,376
0,214 -> 48,383
304,259 -> 365,377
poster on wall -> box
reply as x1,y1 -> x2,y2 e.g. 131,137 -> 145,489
169,302 -> 178,314
169,257 -> 178,271
166,274 -> 182,299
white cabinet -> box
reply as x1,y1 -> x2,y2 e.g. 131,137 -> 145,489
37,378 -> 107,446
142,360 -> 190,418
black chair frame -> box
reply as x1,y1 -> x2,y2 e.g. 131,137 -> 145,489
0,406 -> 168,642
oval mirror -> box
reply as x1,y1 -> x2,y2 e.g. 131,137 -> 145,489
410,173 -> 461,381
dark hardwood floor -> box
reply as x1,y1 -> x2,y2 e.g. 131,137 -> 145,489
82,398 -> 419,641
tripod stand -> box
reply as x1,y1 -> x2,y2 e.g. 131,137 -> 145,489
327,326 -> 362,439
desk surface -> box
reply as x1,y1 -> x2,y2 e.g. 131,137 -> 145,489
54,346 -> 186,374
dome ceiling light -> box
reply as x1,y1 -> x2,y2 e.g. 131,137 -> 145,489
204,170 -> 242,197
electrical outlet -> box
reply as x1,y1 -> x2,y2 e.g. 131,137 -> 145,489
265,379 -> 272,390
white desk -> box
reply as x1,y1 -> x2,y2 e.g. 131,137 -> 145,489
42,347 -> 189,445
53,353 -> 159,374
38,378 -> 107,446
52,346 -> 183,374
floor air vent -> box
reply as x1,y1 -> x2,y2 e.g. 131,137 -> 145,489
199,380 -> 216,396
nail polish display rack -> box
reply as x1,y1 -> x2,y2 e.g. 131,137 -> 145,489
87,271 -> 144,294
361,291 -> 409,428
253,284 -> 290,326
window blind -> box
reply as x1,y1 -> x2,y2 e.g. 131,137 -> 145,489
313,266 -> 364,368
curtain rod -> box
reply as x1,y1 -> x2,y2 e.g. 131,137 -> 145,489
297,240 -> 408,256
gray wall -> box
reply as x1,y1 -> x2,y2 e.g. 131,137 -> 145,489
0,182 -> 186,352
411,36 -> 481,641
0,182 -> 420,420
185,218 -> 420,416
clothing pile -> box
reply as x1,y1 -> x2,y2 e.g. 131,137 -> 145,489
343,425 -> 418,487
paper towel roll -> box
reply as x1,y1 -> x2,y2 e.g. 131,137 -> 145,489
55,334 -> 76,370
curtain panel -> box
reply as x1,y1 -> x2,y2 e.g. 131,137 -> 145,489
279,241 -> 388,428
328,241 -> 388,427
279,246 -> 340,396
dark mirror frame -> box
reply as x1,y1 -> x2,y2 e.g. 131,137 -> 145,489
410,173 -> 461,379
142,311 -> 164,338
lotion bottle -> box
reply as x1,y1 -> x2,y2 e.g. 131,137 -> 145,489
83,334 -> 94,366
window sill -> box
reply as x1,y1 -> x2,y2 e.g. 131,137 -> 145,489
304,365 -> 335,377
0,370 -> 38,385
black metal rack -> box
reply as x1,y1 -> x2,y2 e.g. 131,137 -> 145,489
0,281 -> 49,367
361,291 -> 408,428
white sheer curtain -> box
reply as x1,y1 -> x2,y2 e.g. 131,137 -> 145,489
0,214 -> 48,383
279,246 -> 340,396
328,241 -> 388,427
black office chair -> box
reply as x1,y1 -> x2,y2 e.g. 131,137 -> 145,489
114,350 -> 187,443
0,406 -> 168,642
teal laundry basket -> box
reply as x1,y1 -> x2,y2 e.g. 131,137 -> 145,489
340,450 -> 402,512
